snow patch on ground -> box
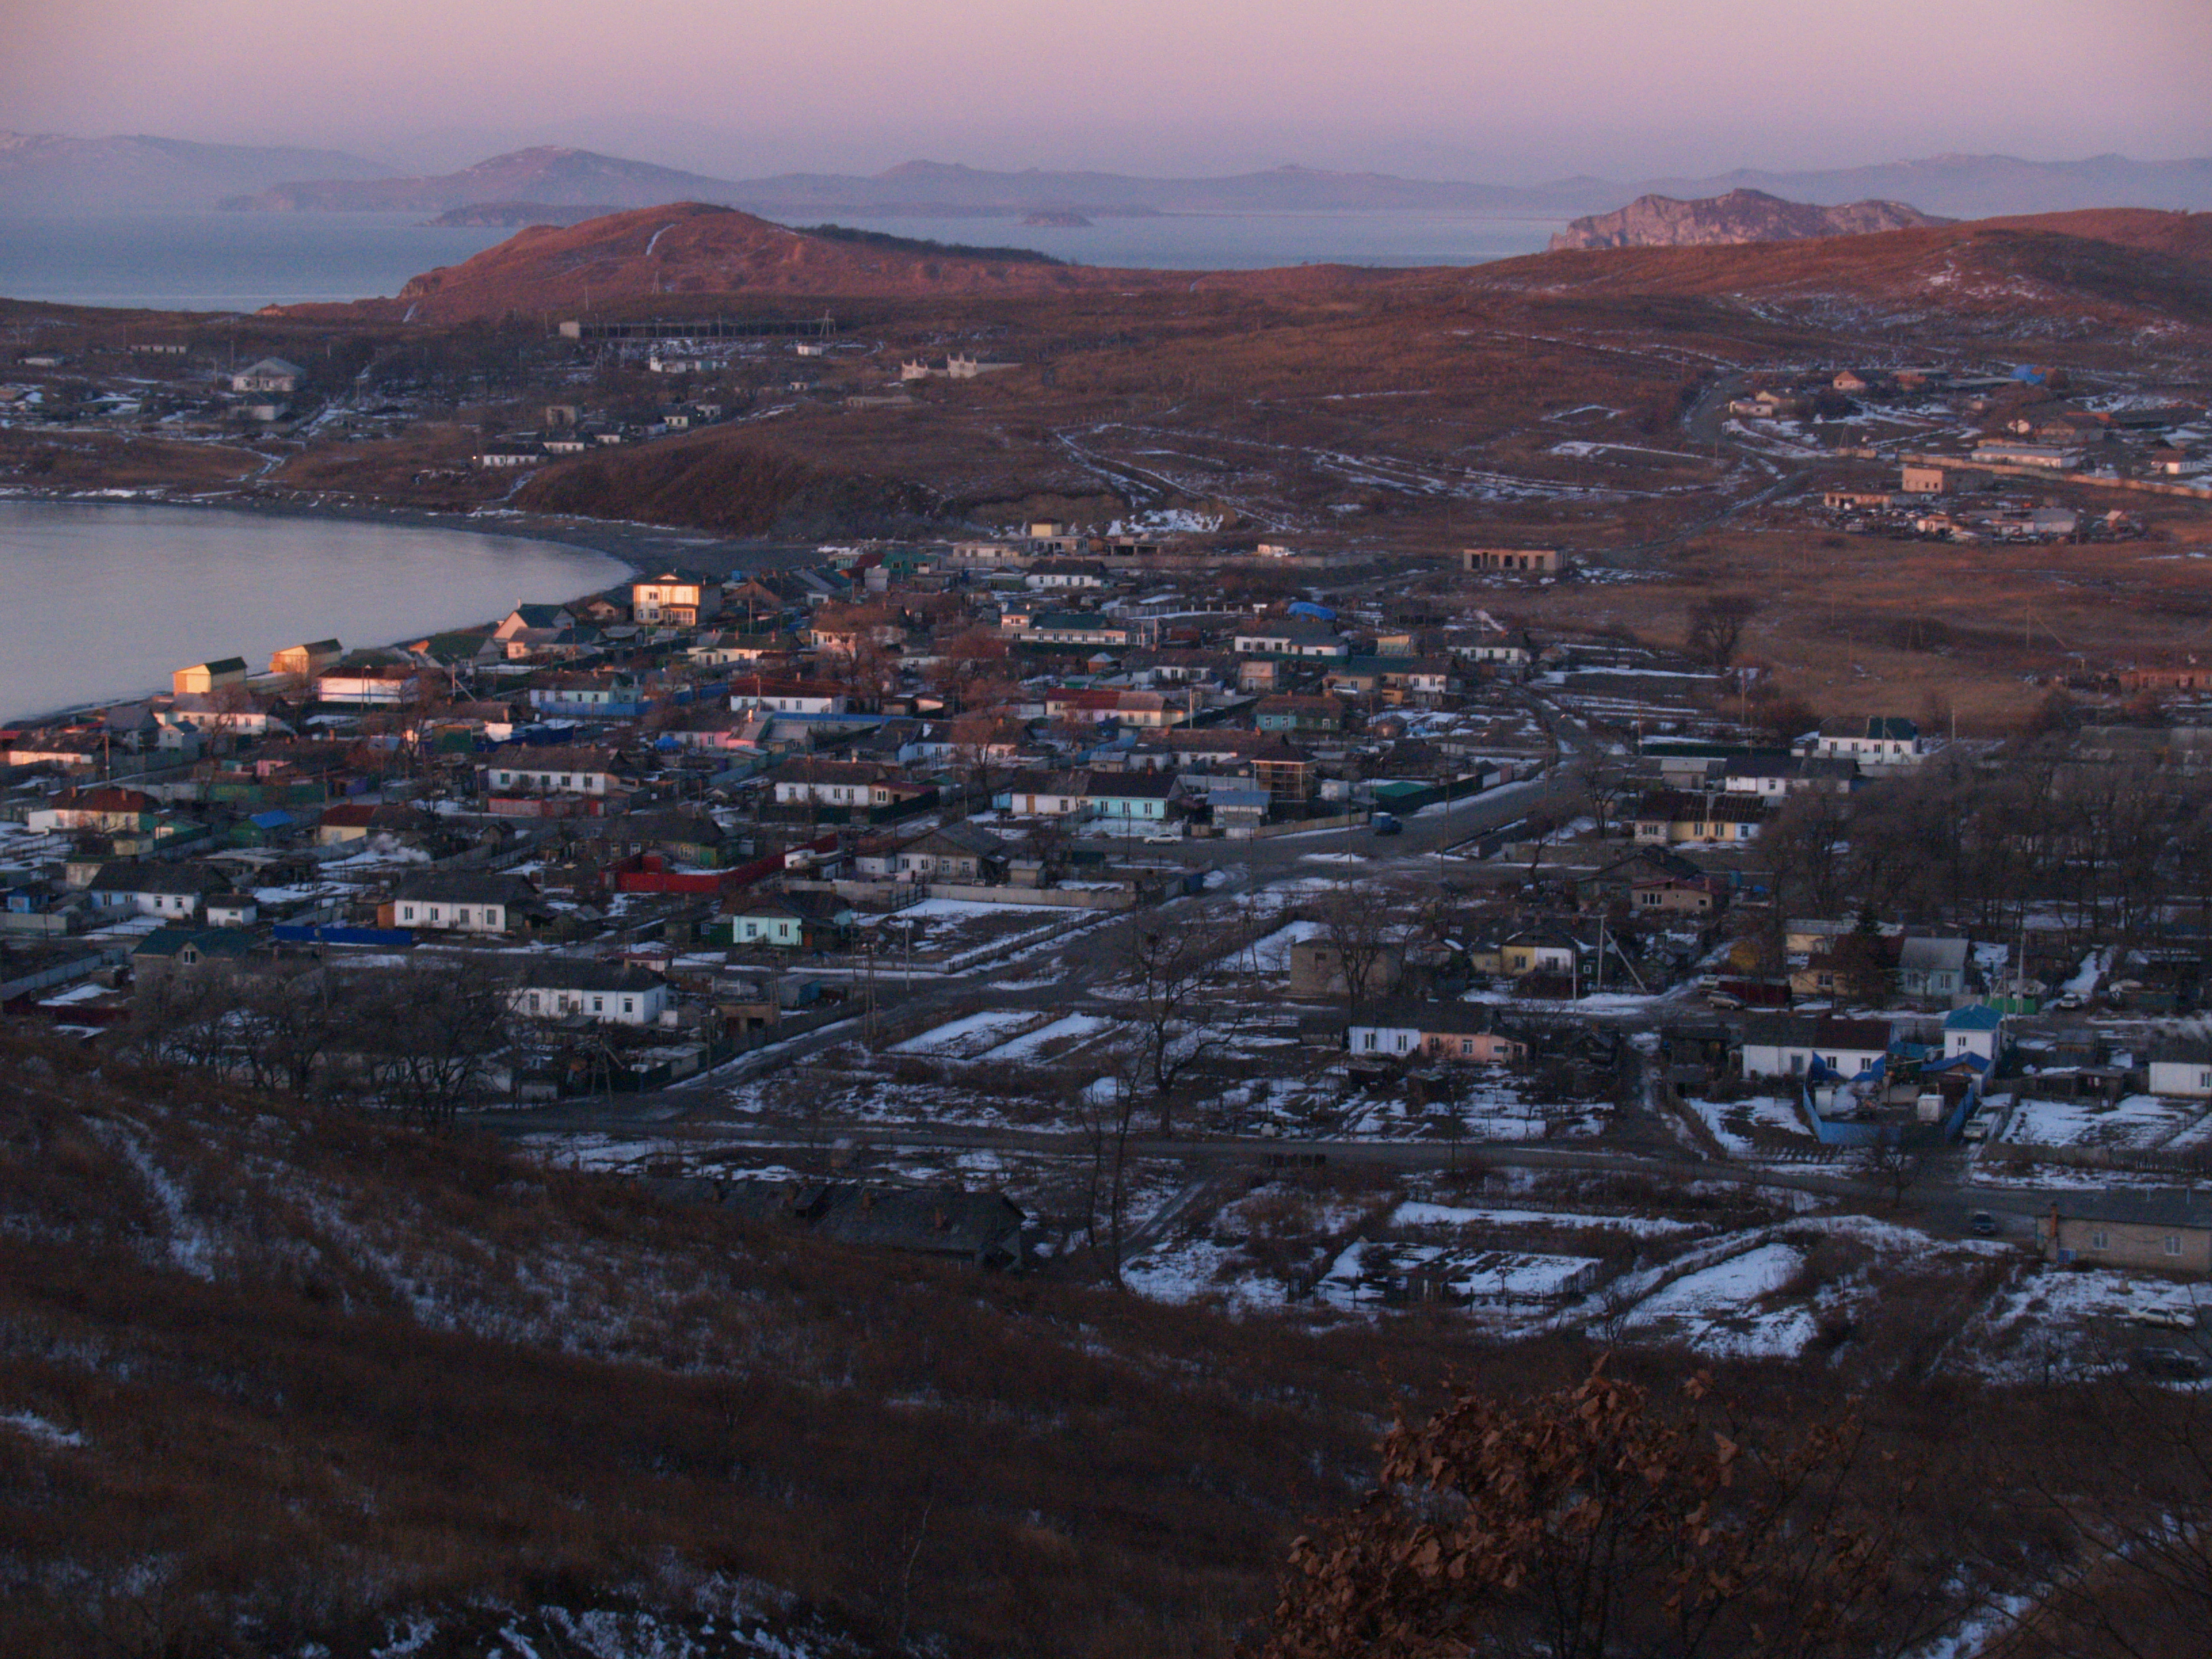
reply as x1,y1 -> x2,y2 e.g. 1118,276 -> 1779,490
1620,1242 -> 1818,1358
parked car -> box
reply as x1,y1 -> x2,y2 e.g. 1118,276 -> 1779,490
1969,1210 -> 1999,1237
2129,1346 -> 2207,1381
1372,812 -> 1402,837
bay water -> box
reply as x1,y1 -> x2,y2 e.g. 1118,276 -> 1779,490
0,208 -> 1561,313
0,499 -> 630,722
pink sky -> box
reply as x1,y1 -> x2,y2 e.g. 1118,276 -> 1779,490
7,0 -> 2210,178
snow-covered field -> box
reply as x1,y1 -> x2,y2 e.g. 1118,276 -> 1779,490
2000,1093 -> 2203,1151
1685,1094 -> 1818,1156
890,1010 -> 1039,1057
1620,1242 -> 1819,1358
1390,1201 -> 1699,1239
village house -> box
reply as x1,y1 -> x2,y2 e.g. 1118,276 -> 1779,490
2039,1201 -> 2212,1276
630,571 -> 724,627
1023,560 -> 1110,590
25,786 -> 157,836
268,640 -> 344,678
1501,926 -> 1584,979
1943,1004 -> 2007,1064
1795,717 -> 1931,769
1898,936 -> 1972,1003
527,670 -> 642,719
1084,770 -> 1183,823
1721,756 -> 1858,798
1462,547 -> 1564,575
1255,694 -> 1349,734
718,1179 -> 1027,1271
494,605 -> 577,642
482,749 -> 626,798
885,822 -> 1010,883
1017,612 -> 1133,649
1631,792 -> 1766,844
1630,875 -> 1723,915
1000,770 -> 1094,818
172,657 -> 249,697
314,667 -> 424,707
1899,462 -> 1991,495
772,759 -> 903,809
2146,1040 -> 2212,1099
1740,1014 -> 1893,1080
313,802 -> 427,847
131,926 -> 255,980
1232,619 -> 1350,659
229,357 -> 303,394
724,892 -> 853,950
1348,1003 -> 1529,1063
1288,937 -> 1406,1001
508,960 -> 672,1025
85,861 -> 228,921
389,872 -> 536,935
728,677 -> 851,716
204,893 -> 258,928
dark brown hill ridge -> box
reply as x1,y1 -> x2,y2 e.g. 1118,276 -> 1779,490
270,201 -> 1385,322
274,201 -> 2212,343
1550,188 -> 1952,251
1496,208 -> 2212,335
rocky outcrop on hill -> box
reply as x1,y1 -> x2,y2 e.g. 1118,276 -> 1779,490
1549,188 -> 1952,251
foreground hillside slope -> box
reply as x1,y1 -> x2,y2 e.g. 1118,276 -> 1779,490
0,1030 -> 1456,1658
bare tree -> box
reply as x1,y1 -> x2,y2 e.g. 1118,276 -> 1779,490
1856,1137 -> 1927,1210
1685,593 -> 1760,670
1315,881 -> 1414,1015
365,962 -> 514,1126
1112,905 -> 1243,1134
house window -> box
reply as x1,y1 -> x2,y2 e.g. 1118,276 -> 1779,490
529,993 -> 541,1012
1362,1031 -> 1376,1051
592,998 -> 604,1013
623,999 -> 635,1015
2166,1235 -> 2183,1257
2090,1229 -> 2110,1250
1461,1039 -> 1475,1056
402,906 -> 415,921
1395,1032 -> 1410,1052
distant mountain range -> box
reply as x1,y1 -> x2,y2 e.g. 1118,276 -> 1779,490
8,131 -> 2212,220
0,131 -> 389,211
219,147 -> 741,213
1549,189 -> 1952,251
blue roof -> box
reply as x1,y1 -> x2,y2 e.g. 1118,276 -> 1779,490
249,809 -> 295,830
1927,1051 -> 1991,1075
1286,600 -> 1337,621
1945,1004 -> 2004,1030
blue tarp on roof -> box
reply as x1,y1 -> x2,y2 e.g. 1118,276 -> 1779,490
1286,600 -> 1337,621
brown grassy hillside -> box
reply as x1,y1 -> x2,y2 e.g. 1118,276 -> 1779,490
0,1029 -> 1519,1658
1477,209 -> 2212,335
286,203 -> 1154,323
